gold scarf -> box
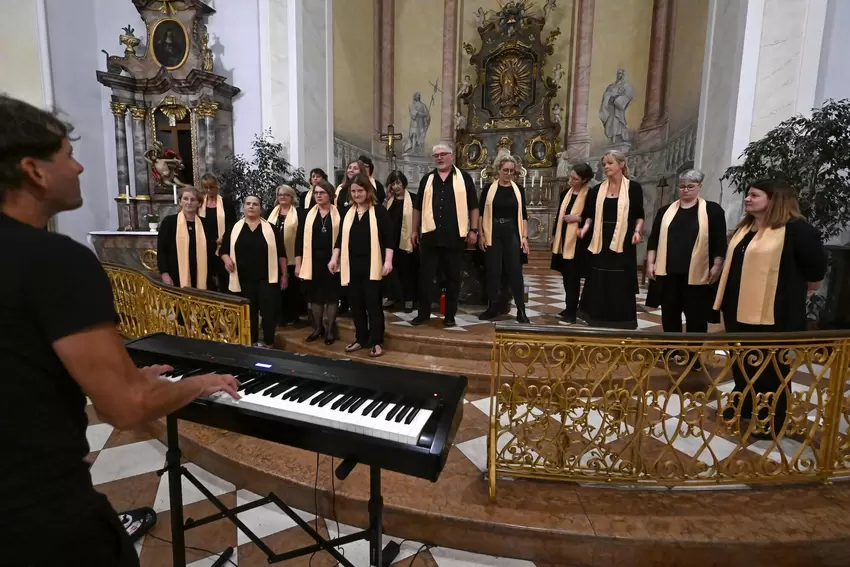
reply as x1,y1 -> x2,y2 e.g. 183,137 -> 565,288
334,184 -> 346,207
713,223 -> 786,325
198,194 -> 225,254
482,180 -> 524,246
303,187 -> 314,209
299,206 -> 341,280
421,167 -> 469,237
588,177 -> 630,254
655,198 -> 710,285
385,191 -> 414,253
227,219 -> 279,293
175,211 -> 208,290
340,206 -> 383,286
552,186 -> 589,260
267,205 -> 298,266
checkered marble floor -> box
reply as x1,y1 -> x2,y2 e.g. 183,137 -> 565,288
83,399 -> 545,567
384,272 -> 669,333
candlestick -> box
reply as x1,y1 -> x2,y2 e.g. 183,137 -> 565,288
173,183 -> 178,205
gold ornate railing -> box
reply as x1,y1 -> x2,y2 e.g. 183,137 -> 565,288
488,324 -> 850,500
103,262 -> 251,345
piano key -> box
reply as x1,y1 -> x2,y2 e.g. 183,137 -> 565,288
385,403 -> 403,421
403,407 -> 420,425
394,405 -> 412,423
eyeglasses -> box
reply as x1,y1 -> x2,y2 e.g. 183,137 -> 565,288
432,152 -> 451,159
679,184 -> 700,190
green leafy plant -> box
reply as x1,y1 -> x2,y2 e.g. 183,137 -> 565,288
145,213 -> 159,223
217,130 -> 308,214
722,99 -> 850,241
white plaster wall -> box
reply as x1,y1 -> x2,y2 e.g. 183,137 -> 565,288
815,0 -> 850,103
301,0 -> 332,173
0,0 -> 46,106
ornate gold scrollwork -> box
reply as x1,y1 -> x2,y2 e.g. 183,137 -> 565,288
110,102 -> 128,117
195,99 -> 219,118
483,118 -> 532,130
129,106 -> 148,121
461,137 -> 488,169
140,249 -> 158,271
103,262 -> 251,345
157,95 -> 189,126
524,133 -> 553,167
526,216 -> 546,240
487,327 -> 850,501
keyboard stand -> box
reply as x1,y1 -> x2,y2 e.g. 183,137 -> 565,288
160,415 -> 397,567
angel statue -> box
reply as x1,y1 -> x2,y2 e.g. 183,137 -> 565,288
552,103 -> 562,126
143,140 -> 190,189
553,63 -> 565,87
455,111 -> 467,132
457,75 -> 473,101
475,7 -> 488,28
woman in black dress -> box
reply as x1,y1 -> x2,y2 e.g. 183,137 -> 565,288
296,181 -> 342,345
646,169 -> 726,333
550,163 -> 594,324
157,186 -> 214,290
300,167 -> 328,212
578,150 -> 645,329
198,173 -> 237,291
477,156 -> 530,323
220,195 -> 286,347
383,170 -> 418,313
714,179 -> 826,437
333,173 -> 394,357
335,160 -> 361,219
267,184 -> 302,325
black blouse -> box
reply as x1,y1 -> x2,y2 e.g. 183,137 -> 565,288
334,206 -> 394,267
721,219 -> 826,331
647,200 -> 727,275
386,193 -> 413,250
479,184 -> 529,221
199,195 -> 238,241
157,214 -> 214,287
295,208 -> 335,257
414,168 -> 478,248
220,222 -> 284,283
273,209 -> 298,261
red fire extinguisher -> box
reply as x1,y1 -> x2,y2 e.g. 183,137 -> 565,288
439,288 -> 447,315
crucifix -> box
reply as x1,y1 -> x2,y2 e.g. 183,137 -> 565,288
380,124 -> 403,171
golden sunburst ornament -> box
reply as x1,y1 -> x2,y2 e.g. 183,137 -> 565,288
489,55 -> 531,109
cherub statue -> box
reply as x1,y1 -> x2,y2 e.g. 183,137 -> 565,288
552,102 -> 562,126
475,7 -> 488,28
455,111 -> 467,132
556,145 -> 570,178
457,75 -> 473,101
143,140 -> 190,189
553,62 -> 565,86
543,0 -> 557,18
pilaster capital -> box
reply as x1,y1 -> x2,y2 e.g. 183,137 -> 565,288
128,106 -> 148,121
196,100 -> 219,118
110,102 -> 129,117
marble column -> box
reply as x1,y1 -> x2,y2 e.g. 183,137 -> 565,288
372,0 -> 383,154
439,0 -> 459,143
379,0 -> 394,133
198,100 -> 219,175
110,102 -> 130,196
129,106 -> 150,196
565,0 -> 594,160
637,0 -> 674,146
194,110 -> 207,176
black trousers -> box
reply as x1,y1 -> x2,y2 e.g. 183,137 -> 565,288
210,255 -> 229,293
349,264 -> 385,346
280,264 -> 303,323
563,270 -> 582,320
723,315 -> 790,433
418,237 -> 463,319
11,497 -> 139,567
660,275 -> 713,333
485,222 -> 525,309
240,279 -> 279,345
386,249 -> 418,303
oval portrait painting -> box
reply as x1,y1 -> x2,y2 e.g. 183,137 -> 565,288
152,19 -> 188,69
467,143 -> 481,163
532,141 -> 547,161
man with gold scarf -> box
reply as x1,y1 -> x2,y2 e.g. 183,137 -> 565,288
646,169 -> 726,334
713,179 -> 826,437
411,142 -> 480,327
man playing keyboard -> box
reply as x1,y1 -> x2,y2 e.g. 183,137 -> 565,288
0,95 -> 240,567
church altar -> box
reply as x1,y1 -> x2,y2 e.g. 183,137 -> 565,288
89,231 -> 160,279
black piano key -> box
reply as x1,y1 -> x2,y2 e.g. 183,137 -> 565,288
263,379 -> 295,398
338,392 -> 364,412
394,405 -> 412,423
244,379 -> 274,395
371,398 -> 394,418
385,404 -> 403,421
280,380 -> 308,400
317,391 -> 345,408
330,388 -> 357,410
295,385 -> 323,403
347,396 -> 370,413
237,378 -> 258,392
311,387 -> 340,406
362,393 -> 391,416
404,407 -> 421,425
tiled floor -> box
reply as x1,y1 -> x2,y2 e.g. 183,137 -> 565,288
85,400 -> 548,566
383,272 -> 677,334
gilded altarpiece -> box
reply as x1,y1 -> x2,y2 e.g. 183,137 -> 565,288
457,2 -> 562,249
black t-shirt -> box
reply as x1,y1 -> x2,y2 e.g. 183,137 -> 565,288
220,222 -> 284,283
0,214 -> 117,532
414,168 -> 478,248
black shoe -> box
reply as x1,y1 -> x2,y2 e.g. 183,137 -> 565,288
478,308 -> 499,321
516,308 -> 531,324
558,309 -> 569,318
324,332 -> 335,346
411,315 -> 430,326
499,303 -> 511,315
306,329 -> 323,342
444,317 -> 457,327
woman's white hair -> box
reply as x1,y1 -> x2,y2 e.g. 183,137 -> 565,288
276,184 -> 300,207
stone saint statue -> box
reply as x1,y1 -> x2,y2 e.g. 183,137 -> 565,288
551,103 -> 562,126
457,75 -> 473,101
556,146 -> 570,178
599,69 -> 635,145
403,92 -> 431,156
144,140 -> 190,189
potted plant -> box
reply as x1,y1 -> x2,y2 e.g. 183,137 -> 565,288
217,130 -> 308,214
146,213 -> 160,232
723,98 -> 850,327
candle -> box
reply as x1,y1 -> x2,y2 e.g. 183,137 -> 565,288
173,183 -> 178,205
125,185 -> 130,205
479,176 -> 483,189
